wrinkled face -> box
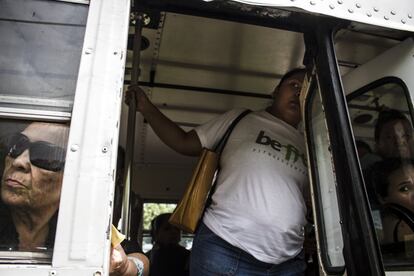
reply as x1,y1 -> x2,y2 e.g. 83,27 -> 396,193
377,119 -> 414,159
270,72 -> 305,127
1,122 -> 68,210
385,165 -> 414,213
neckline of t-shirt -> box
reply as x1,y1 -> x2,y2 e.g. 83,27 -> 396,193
259,109 -> 300,133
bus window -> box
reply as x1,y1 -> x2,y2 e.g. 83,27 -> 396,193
142,202 -> 193,252
348,78 -> 414,268
306,81 -> 345,273
0,0 -> 87,114
0,0 -> 87,264
0,120 -> 69,262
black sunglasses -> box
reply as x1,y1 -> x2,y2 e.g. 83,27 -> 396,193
6,133 -> 66,172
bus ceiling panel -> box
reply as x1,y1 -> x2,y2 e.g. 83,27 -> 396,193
127,12 -> 304,96
133,0 -> 314,33
0,0 -> 88,26
147,87 -> 268,119
334,29 -> 400,75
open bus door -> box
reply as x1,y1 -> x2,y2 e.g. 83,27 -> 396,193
303,33 -> 414,275
344,38 -> 414,273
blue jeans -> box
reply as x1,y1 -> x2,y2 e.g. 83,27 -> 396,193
190,222 -> 306,276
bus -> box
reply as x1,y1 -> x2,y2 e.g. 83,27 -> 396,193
0,0 -> 413,275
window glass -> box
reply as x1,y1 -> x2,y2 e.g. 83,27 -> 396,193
0,119 -> 69,262
307,84 -> 345,270
142,202 -> 193,253
348,78 -> 414,268
0,0 -> 87,113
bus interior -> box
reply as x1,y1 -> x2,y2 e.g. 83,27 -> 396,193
0,0 -> 414,275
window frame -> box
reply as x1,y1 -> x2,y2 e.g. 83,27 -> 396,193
347,76 -> 413,121
0,0 -> 130,274
303,20 -> 384,275
347,76 -> 414,270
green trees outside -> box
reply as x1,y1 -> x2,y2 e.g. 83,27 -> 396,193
142,203 -> 176,230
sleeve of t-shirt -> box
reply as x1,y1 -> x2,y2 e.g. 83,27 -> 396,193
195,108 -> 247,150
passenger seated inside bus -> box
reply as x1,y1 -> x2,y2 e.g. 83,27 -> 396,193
0,122 -> 69,251
110,146 -> 150,276
355,140 -> 380,170
112,146 -> 143,254
363,109 -> 414,208
371,159 -> 414,243
110,243 -> 150,276
374,109 -> 414,160
146,213 -> 190,276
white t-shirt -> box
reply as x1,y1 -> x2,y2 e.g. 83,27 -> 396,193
195,109 -> 308,264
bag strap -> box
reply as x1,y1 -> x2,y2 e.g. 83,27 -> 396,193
213,109 -> 251,154
203,109 -> 251,215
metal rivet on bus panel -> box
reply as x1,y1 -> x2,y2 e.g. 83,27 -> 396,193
355,3 -> 361,8
348,8 -> 354,13
49,271 -> 57,276
85,48 -> 93,54
337,0 -> 343,4
391,10 -> 396,15
384,15 -> 389,20
329,4 -> 335,9
367,12 -> 372,17
408,14 -> 413,19
401,19 -> 407,24
373,7 -> 379,12
310,1 -> 316,5
70,144 -> 79,152
102,147 -> 108,153
94,272 -> 102,276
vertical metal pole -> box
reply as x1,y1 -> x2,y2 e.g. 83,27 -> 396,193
121,14 -> 143,239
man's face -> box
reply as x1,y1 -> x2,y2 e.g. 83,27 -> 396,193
386,165 -> 414,213
377,119 -> 414,158
1,122 -> 68,210
270,72 -> 305,127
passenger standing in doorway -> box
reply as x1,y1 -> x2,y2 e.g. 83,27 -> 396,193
126,68 -> 309,275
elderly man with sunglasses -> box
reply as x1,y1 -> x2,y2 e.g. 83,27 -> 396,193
0,122 -> 68,251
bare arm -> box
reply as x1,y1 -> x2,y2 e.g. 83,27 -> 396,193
125,85 -> 202,156
109,245 -> 150,276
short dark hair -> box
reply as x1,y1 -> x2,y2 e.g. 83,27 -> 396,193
374,109 -> 411,142
150,213 -> 172,242
276,67 -> 307,90
371,158 -> 414,198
